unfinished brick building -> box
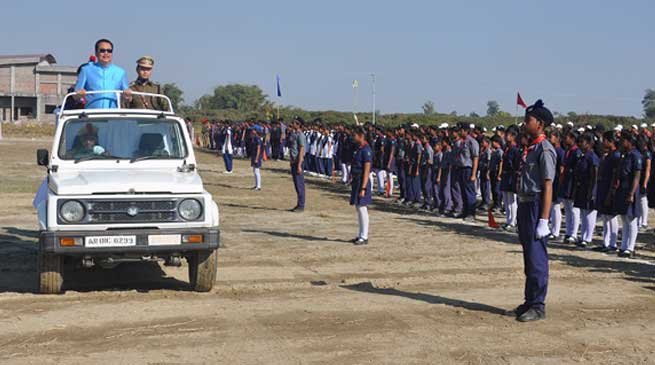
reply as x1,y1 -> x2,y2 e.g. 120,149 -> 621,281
0,54 -> 77,122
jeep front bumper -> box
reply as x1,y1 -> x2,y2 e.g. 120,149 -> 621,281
39,227 -> 220,255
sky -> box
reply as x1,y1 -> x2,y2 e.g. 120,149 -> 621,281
2,0 -> 653,117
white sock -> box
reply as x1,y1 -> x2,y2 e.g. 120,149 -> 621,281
356,205 -> 369,240
638,195 -> 649,228
550,203 -> 562,236
377,170 -> 386,193
621,214 -> 638,252
581,209 -> 597,242
602,214 -> 619,248
253,167 -> 261,188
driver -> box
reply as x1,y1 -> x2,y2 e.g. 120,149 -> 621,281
72,134 -> 105,158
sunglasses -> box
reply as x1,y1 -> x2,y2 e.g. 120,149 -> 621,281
98,48 -> 113,54
138,67 -> 153,72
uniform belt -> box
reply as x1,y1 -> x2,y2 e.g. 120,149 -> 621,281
517,194 -> 537,203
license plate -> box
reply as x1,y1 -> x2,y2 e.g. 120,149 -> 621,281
148,234 -> 181,246
85,235 -> 136,248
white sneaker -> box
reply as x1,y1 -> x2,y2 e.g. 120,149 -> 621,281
223,171 -> 233,174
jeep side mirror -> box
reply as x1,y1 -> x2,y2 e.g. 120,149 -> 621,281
37,149 -> 49,166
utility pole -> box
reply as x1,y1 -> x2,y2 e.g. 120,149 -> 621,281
370,73 -> 376,125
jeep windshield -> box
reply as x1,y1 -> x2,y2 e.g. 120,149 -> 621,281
58,118 -> 188,162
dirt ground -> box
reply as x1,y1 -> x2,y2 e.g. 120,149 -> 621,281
0,138 -> 654,365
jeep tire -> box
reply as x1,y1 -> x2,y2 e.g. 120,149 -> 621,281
188,249 -> 218,292
38,253 -> 63,294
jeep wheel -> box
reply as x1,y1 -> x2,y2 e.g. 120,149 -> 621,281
38,253 -> 63,294
188,249 -> 218,292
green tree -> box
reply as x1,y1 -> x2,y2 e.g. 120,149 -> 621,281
643,89 -> 655,119
486,100 -> 500,116
161,83 -> 184,111
205,84 -> 268,111
422,100 -> 436,115
469,112 -> 480,118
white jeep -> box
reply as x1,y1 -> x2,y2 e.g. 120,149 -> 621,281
34,91 -> 220,294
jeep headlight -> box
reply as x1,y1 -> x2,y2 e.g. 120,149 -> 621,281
178,199 -> 202,220
60,200 -> 85,223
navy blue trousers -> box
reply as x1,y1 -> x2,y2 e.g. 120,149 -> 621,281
291,165 -> 305,208
458,167 -> 476,217
480,176 -> 491,206
517,200 -> 549,311
223,153 -> 233,172
439,171 -> 452,212
451,168 -> 463,213
421,168 -> 433,206
397,161 -> 407,200
431,171 -> 441,210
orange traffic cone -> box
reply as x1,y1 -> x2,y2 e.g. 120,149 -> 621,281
487,209 -> 500,229
263,149 -> 268,161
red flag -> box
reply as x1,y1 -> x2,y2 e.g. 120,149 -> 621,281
487,209 -> 500,229
516,92 -> 527,109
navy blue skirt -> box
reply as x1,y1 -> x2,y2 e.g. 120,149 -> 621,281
350,174 -> 372,206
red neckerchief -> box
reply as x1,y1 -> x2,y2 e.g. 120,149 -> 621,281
523,134 -> 547,160
565,144 -> 578,160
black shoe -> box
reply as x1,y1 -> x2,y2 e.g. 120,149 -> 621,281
462,215 -> 476,223
592,246 -> 609,252
517,308 -> 546,322
350,237 -> 360,243
290,207 -> 305,213
505,304 -> 530,318
576,241 -> 589,248
353,238 -> 368,246
618,250 -> 634,258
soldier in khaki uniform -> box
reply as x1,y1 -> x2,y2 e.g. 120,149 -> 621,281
123,56 -> 169,111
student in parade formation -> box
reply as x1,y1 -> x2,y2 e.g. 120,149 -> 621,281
250,126 -> 264,191
511,99 -> 557,322
350,127 -> 373,245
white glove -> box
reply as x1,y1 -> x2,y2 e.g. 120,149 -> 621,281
535,219 -> 550,240
93,145 -> 106,155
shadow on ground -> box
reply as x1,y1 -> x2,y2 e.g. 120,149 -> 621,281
0,228 -> 191,294
241,228 -> 351,244
341,281 -> 508,316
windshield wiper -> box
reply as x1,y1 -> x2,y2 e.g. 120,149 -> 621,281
130,155 -> 172,163
74,155 -> 123,164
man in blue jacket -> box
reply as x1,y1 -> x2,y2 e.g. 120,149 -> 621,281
75,39 -> 131,109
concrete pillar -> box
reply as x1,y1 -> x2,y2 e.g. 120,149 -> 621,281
58,74 -> 62,95
35,73 -> 41,120
10,66 -> 15,122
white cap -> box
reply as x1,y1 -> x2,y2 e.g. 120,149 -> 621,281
411,123 -> 419,129
567,121 -> 574,127
439,123 -> 448,129
577,127 -> 586,133
614,124 -> 623,131
631,124 -> 638,130
641,123 -> 648,128
651,123 -> 655,128
492,127 -> 497,132
586,125 -> 593,130
483,127 -> 487,132
556,124 -> 563,129
518,122 -> 525,127
470,123 -> 475,129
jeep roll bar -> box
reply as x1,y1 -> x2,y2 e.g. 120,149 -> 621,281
60,90 -> 175,114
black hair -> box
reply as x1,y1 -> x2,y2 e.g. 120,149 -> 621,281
95,39 -> 114,52
491,135 -> 503,145
580,132 -> 595,146
620,131 -> 636,146
602,131 -> 616,145
548,130 -> 561,140
354,126 -> 366,136
525,99 -> 554,127
505,125 -> 519,136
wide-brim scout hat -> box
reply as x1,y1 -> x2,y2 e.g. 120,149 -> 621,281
137,56 -> 155,68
